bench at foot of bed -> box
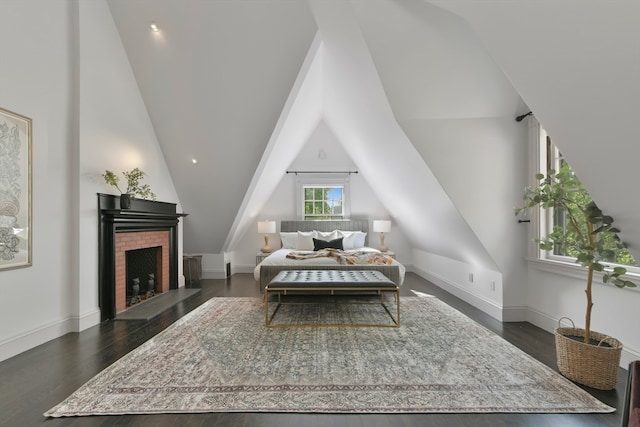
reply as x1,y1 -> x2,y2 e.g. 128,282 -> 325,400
264,270 -> 400,328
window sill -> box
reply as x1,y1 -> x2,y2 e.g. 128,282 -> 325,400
527,257 -> 640,291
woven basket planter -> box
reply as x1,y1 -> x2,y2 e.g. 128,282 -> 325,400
555,322 -> 622,390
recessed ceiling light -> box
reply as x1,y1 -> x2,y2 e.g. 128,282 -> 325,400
150,23 -> 159,32
191,158 -> 198,164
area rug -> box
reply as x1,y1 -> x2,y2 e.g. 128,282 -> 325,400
45,296 -> 614,416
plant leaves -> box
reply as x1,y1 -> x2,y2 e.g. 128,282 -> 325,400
613,266 -> 627,275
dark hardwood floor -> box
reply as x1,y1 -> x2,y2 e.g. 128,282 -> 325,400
0,273 -> 627,427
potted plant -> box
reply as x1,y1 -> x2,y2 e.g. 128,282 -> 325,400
102,168 -> 156,209
516,162 -> 636,390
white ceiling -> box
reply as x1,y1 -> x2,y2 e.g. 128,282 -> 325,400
107,0 -> 318,253
106,0 -> 640,265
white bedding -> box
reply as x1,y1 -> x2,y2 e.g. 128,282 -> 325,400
253,247 -> 406,285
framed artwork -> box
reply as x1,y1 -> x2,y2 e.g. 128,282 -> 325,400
0,107 -> 32,270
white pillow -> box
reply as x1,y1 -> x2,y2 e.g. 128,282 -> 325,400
336,230 -> 367,249
352,231 -> 367,248
315,230 -> 338,241
280,232 -> 298,249
296,231 -> 316,250
337,230 -> 356,249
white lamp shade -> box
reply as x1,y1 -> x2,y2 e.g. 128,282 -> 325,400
373,220 -> 391,233
257,220 -> 276,234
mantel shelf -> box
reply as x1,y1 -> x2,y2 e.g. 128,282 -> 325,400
101,209 -> 188,217
97,193 -> 182,216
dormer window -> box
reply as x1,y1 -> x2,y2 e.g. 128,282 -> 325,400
533,124 -> 638,271
295,175 -> 351,220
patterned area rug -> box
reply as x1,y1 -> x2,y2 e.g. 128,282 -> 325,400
45,296 -> 614,416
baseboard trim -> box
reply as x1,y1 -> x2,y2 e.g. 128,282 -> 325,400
0,307 -> 104,363
413,266 -> 503,321
502,306 -> 529,322
525,306 -> 559,333
73,309 -> 102,332
0,318 -> 71,362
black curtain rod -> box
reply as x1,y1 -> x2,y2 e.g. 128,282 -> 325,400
286,170 -> 358,175
515,111 -> 533,122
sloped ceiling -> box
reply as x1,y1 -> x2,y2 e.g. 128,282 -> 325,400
106,0 -> 639,266
108,0 -> 511,272
107,0 -> 318,253
427,0 -> 640,260
225,0 -> 499,271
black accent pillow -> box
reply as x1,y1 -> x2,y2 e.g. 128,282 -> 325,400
313,237 -> 344,251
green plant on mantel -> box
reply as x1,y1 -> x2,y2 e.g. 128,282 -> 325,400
102,168 -> 156,200
516,162 -> 636,344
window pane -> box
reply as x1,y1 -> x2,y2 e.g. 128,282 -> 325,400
302,185 -> 345,219
304,188 -> 314,200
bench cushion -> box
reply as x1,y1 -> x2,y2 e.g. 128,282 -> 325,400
267,270 -> 396,289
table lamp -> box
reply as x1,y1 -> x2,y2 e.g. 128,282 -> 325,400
372,220 -> 391,252
257,220 -> 276,253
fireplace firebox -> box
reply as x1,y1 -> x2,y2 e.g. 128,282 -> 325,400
125,246 -> 160,306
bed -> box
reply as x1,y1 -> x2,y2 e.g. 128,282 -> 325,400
253,219 -> 405,293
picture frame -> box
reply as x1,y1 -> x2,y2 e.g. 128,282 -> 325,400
0,107 -> 32,270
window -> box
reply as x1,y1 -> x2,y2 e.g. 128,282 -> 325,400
303,186 -> 343,220
295,175 -> 350,220
536,125 -> 638,269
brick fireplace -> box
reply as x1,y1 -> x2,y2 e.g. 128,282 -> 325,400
115,231 -> 170,314
98,194 -> 184,321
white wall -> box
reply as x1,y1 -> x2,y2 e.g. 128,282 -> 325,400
0,0 -> 76,361
401,116 -> 530,320
230,120 -> 412,274
0,0 -> 181,362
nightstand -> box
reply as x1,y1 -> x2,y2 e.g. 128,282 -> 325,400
381,251 -> 396,259
256,252 -> 271,265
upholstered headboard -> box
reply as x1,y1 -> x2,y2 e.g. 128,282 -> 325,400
280,220 -> 369,246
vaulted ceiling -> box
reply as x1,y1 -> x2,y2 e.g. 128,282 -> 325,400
106,0 -> 640,265
107,0 -> 318,254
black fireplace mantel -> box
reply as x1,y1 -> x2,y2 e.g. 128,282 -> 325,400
97,193 -> 187,321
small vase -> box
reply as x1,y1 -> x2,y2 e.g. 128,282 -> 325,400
120,193 -> 132,209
